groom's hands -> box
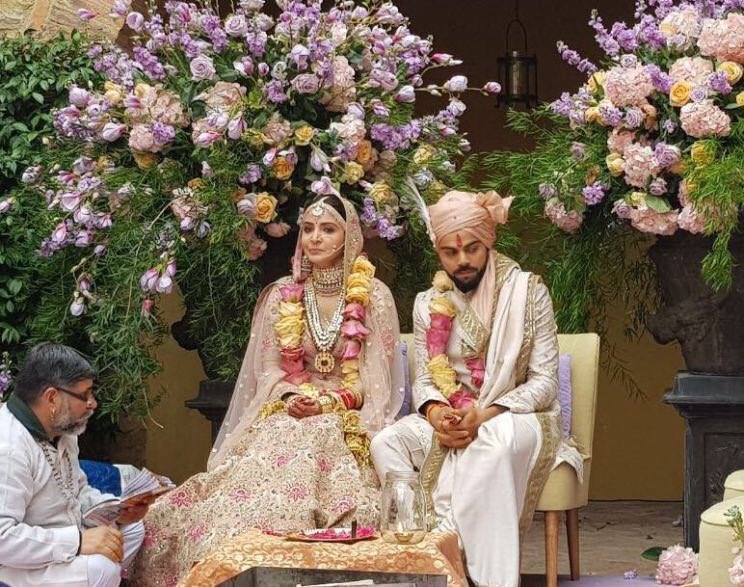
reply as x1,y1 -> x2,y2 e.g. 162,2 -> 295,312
428,403 -> 508,449
287,395 -> 322,419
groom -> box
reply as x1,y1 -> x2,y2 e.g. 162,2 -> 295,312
371,190 -> 561,587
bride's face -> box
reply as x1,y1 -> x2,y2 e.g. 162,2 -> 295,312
301,212 -> 345,268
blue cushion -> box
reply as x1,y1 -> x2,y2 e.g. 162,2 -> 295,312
79,460 -> 123,496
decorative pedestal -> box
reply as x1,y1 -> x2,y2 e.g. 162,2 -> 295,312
664,372 -> 744,550
184,380 -> 233,444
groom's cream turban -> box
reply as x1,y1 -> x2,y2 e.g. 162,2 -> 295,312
428,190 -> 513,249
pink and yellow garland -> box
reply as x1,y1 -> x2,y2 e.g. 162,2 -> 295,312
426,271 -> 486,409
261,257 -> 376,465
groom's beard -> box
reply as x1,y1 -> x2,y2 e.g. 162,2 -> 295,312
449,265 -> 487,293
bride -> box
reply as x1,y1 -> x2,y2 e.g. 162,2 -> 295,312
130,194 -> 404,585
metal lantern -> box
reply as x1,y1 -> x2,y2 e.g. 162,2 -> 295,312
497,0 -> 538,108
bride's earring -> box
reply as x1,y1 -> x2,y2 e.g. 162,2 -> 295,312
301,255 -> 312,273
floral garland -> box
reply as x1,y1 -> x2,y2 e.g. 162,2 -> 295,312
261,255 -> 376,465
426,271 -> 486,410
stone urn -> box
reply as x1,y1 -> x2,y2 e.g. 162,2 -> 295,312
649,230 -> 744,550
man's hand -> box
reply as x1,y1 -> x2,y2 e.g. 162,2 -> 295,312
80,526 -> 123,562
117,494 -> 157,525
287,396 -> 321,419
452,405 -> 508,440
426,403 -> 472,449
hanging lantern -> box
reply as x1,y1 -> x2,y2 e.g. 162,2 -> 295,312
497,0 -> 538,108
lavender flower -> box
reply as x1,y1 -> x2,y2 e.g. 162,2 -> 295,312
571,142 -> 588,161
556,41 -> 598,74
646,64 -> 673,93
624,107 -> 645,129
691,86 -> 709,102
654,142 -> 681,168
662,119 -> 678,134
708,71 -> 732,95
649,177 -> 668,195
582,182 -> 607,205
265,80 -> 287,103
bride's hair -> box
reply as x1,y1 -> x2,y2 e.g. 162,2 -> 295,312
306,194 -> 347,222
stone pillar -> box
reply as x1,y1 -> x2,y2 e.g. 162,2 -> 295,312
0,0 -> 125,40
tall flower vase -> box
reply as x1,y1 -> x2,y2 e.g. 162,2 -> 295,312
648,231 -> 744,550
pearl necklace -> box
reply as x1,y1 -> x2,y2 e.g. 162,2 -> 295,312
304,278 -> 345,374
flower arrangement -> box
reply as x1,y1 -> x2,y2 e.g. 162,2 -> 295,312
655,544 -> 698,585
425,270 -> 484,409
726,505 -> 744,586
5,0 -> 500,416
552,1 -> 743,277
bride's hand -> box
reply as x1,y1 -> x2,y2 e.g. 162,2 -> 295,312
287,396 -> 322,419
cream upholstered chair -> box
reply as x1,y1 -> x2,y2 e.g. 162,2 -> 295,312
398,332 -> 600,587
538,333 -> 600,587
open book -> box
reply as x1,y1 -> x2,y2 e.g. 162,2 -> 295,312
83,467 -> 175,526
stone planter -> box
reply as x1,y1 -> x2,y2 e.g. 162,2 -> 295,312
649,230 -> 744,550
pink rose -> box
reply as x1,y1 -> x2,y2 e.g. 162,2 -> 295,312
343,303 -> 366,321
430,313 -> 453,332
141,299 -> 154,317
465,357 -> 486,388
247,237 -> 267,260
449,390 -> 476,410
129,124 -> 157,153
265,221 -> 291,238
426,327 -> 450,357
279,283 -> 304,302
341,319 -> 370,339
341,339 -> 362,360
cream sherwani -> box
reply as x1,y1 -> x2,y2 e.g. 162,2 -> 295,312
371,255 -> 561,587
0,399 -> 145,587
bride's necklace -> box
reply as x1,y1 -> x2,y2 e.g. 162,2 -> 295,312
312,264 -> 344,295
304,277 -> 345,374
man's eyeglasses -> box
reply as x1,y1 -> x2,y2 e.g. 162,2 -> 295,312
55,386 -> 97,405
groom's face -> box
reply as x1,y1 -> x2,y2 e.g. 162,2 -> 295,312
436,233 -> 489,293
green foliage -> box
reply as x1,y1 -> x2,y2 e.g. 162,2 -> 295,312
0,31 -> 99,191
0,31 -> 101,365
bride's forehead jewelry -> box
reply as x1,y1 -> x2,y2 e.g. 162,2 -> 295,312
305,198 -> 346,227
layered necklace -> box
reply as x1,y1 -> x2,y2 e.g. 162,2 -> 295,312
304,264 -> 345,374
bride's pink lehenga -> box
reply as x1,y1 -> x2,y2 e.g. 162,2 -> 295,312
130,197 -> 404,586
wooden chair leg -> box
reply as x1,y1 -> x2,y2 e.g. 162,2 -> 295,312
545,510 -> 560,587
566,508 -> 580,581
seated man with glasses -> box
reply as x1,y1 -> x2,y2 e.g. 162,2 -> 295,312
0,343 -> 151,587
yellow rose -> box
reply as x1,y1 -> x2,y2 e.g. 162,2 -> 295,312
428,180 -> 447,197
352,256 -> 376,279
584,107 -> 600,124
346,273 -> 371,292
369,181 -> 394,204
134,83 -> 153,99
629,191 -> 647,207
668,160 -> 686,175
345,287 -> 370,306
432,270 -> 453,293
659,22 -> 677,36
606,152 -> 625,177
429,295 -> 456,319
355,140 -> 374,166
278,301 -> 304,319
413,144 -> 437,164
428,354 -> 458,396
585,165 -> 601,185
187,178 -> 204,190
275,315 -> 304,347
132,151 -> 157,169
690,141 -> 715,166
272,157 -> 295,181
294,125 -> 315,146
104,82 -> 124,106
587,70 -> 607,94
737,91 -> 744,107
255,192 -> 278,223
343,161 -> 365,184
718,62 -> 744,86
670,81 -> 693,107
243,129 -> 266,149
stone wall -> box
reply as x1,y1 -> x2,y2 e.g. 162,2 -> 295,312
0,0 -> 124,40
